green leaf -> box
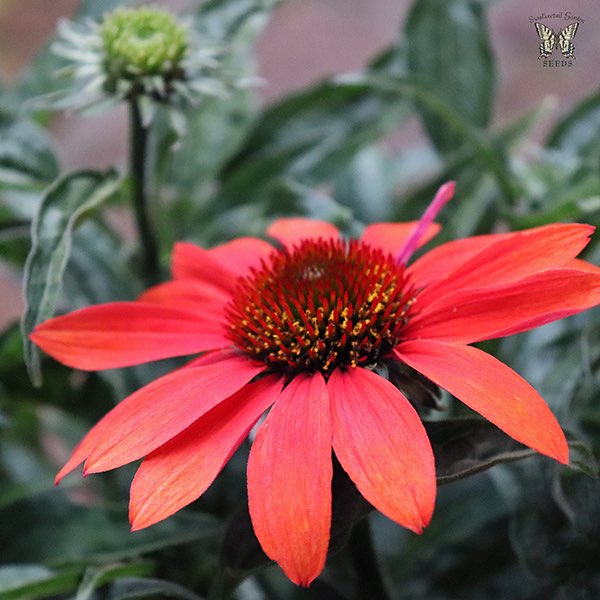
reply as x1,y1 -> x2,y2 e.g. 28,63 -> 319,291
153,0 -> 278,238
74,563 -> 154,600
0,492 -> 220,564
21,169 -> 122,386
219,503 -> 268,578
155,0 -> 279,199
503,151 -> 600,229
334,146 -> 406,223
426,418 -> 537,483
354,74 -> 519,204
426,419 -> 597,484
217,79 -> 411,207
0,564 -> 81,600
77,0 -> 132,20
566,439 -> 599,478
0,108 -> 59,186
547,89 -> 600,163
197,0 -> 285,36
108,577 -> 206,600
405,0 -> 495,153
0,565 -> 52,592
64,222 -> 142,306
501,459 -> 600,595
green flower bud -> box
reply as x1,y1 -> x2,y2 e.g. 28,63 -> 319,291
44,5 -> 255,137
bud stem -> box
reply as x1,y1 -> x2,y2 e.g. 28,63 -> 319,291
129,99 -> 159,283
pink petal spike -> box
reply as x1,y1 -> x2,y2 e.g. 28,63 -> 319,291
397,181 -> 456,266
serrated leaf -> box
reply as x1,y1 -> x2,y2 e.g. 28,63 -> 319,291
21,169 -> 121,386
406,0 -> 495,153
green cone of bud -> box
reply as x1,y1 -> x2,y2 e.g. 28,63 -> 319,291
100,7 -> 188,100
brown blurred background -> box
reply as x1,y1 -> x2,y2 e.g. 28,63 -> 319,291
1,0 -> 599,327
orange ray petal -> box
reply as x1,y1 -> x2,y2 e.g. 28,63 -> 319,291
328,367 -> 435,534
30,302 -> 229,370
405,268 -> 600,343
247,373 -> 332,586
171,242 -> 238,292
396,340 -> 569,463
55,354 -> 265,481
208,237 -> 275,277
408,232 -> 510,288
138,280 -> 229,316
266,218 -> 339,250
360,221 -> 440,256
567,258 -> 600,275
418,223 -> 594,306
130,376 -> 282,530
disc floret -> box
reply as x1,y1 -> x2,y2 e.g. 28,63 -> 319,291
226,239 -> 416,375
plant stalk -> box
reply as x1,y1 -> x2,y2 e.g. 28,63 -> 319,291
129,99 -> 159,283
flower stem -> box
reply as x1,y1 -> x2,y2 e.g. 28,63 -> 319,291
349,517 -> 391,600
129,99 -> 159,283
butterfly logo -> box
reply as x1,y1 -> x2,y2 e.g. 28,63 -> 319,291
535,22 -> 579,59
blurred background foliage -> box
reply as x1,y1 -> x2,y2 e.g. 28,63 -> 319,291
1,0 -> 600,598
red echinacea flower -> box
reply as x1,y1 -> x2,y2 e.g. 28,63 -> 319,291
31,182 -> 600,585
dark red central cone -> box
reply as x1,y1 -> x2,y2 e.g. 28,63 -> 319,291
226,238 -> 416,375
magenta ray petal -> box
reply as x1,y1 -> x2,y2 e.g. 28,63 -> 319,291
397,181 -> 455,265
